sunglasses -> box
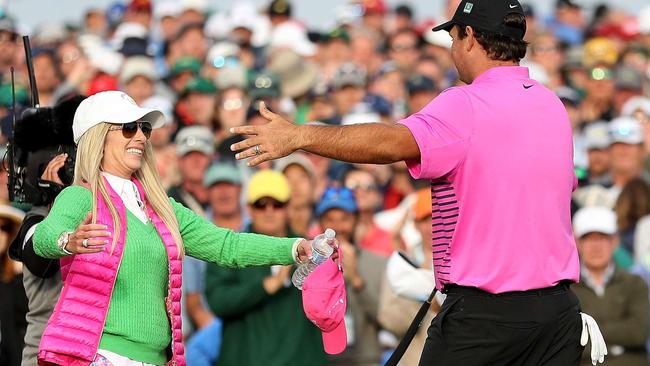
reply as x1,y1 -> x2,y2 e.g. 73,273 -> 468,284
252,198 -> 287,210
108,121 -> 153,139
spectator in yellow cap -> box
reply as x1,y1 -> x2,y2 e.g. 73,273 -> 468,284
246,169 -> 291,236
205,169 -> 327,366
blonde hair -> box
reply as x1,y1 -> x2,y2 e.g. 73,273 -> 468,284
74,123 -> 184,257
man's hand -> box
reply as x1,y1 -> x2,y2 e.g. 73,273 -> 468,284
41,153 -> 67,185
230,101 -> 301,167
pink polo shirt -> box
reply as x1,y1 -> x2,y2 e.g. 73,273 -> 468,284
399,66 -> 579,294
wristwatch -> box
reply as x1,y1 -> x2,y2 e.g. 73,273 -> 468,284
57,231 -> 74,255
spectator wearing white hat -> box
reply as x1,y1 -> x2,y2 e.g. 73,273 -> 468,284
275,153 -> 317,237
330,63 -> 368,120
227,3 -> 259,46
584,122 -> 613,187
572,206 -> 649,366
142,96 -> 179,189
179,0 -> 207,25
213,68 -> 250,144
119,56 -> 159,105
608,117 -> 650,199
168,126 -> 215,215
269,22 -> 317,58
621,96 -> 650,173
154,1 -> 181,41
204,41 -> 241,83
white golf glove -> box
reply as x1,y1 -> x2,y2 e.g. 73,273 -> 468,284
580,312 -> 607,365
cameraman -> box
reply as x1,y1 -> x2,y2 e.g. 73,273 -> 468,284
10,153 -> 68,366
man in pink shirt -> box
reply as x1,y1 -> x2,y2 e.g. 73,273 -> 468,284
231,1 -> 604,365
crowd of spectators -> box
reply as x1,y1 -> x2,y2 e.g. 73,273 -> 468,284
0,0 -> 650,365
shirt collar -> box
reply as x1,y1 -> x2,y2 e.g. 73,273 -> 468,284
472,66 -> 530,84
102,172 -> 133,197
581,263 -> 616,297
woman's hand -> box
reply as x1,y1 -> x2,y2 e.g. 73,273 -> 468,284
65,212 -> 111,254
295,239 -> 313,263
296,237 -> 341,264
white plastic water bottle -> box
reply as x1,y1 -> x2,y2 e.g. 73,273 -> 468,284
292,228 -> 336,290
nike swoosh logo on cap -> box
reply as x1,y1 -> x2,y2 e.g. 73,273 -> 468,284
523,84 -> 533,89
510,4 -> 518,8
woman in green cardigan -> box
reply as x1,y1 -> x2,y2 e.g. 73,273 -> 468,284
34,91 -> 320,366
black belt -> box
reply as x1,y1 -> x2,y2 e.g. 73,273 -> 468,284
444,280 -> 573,298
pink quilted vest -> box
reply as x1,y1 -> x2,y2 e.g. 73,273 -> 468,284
38,177 -> 185,366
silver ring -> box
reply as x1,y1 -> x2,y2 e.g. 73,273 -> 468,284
82,239 -> 89,248
254,145 -> 261,156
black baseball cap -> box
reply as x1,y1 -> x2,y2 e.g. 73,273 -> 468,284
432,0 -> 526,40
406,74 -> 436,94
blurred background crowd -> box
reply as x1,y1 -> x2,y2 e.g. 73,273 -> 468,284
0,0 -> 649,365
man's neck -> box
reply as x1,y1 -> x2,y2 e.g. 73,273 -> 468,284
587,267 -> 607,285
213,212 -> 242,231
584,263 -> 614,287
469,60 -> 519,83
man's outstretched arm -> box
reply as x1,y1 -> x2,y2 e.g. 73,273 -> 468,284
230,102 -> 421,166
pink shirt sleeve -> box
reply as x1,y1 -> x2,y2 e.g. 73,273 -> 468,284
398,87 -> 473,180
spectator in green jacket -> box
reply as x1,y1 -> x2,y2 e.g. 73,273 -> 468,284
571,206 -> 650,366
205,170 -> 327,366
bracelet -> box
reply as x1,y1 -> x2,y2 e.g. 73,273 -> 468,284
292,238 -> 304,264
57,231 -> 74,255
